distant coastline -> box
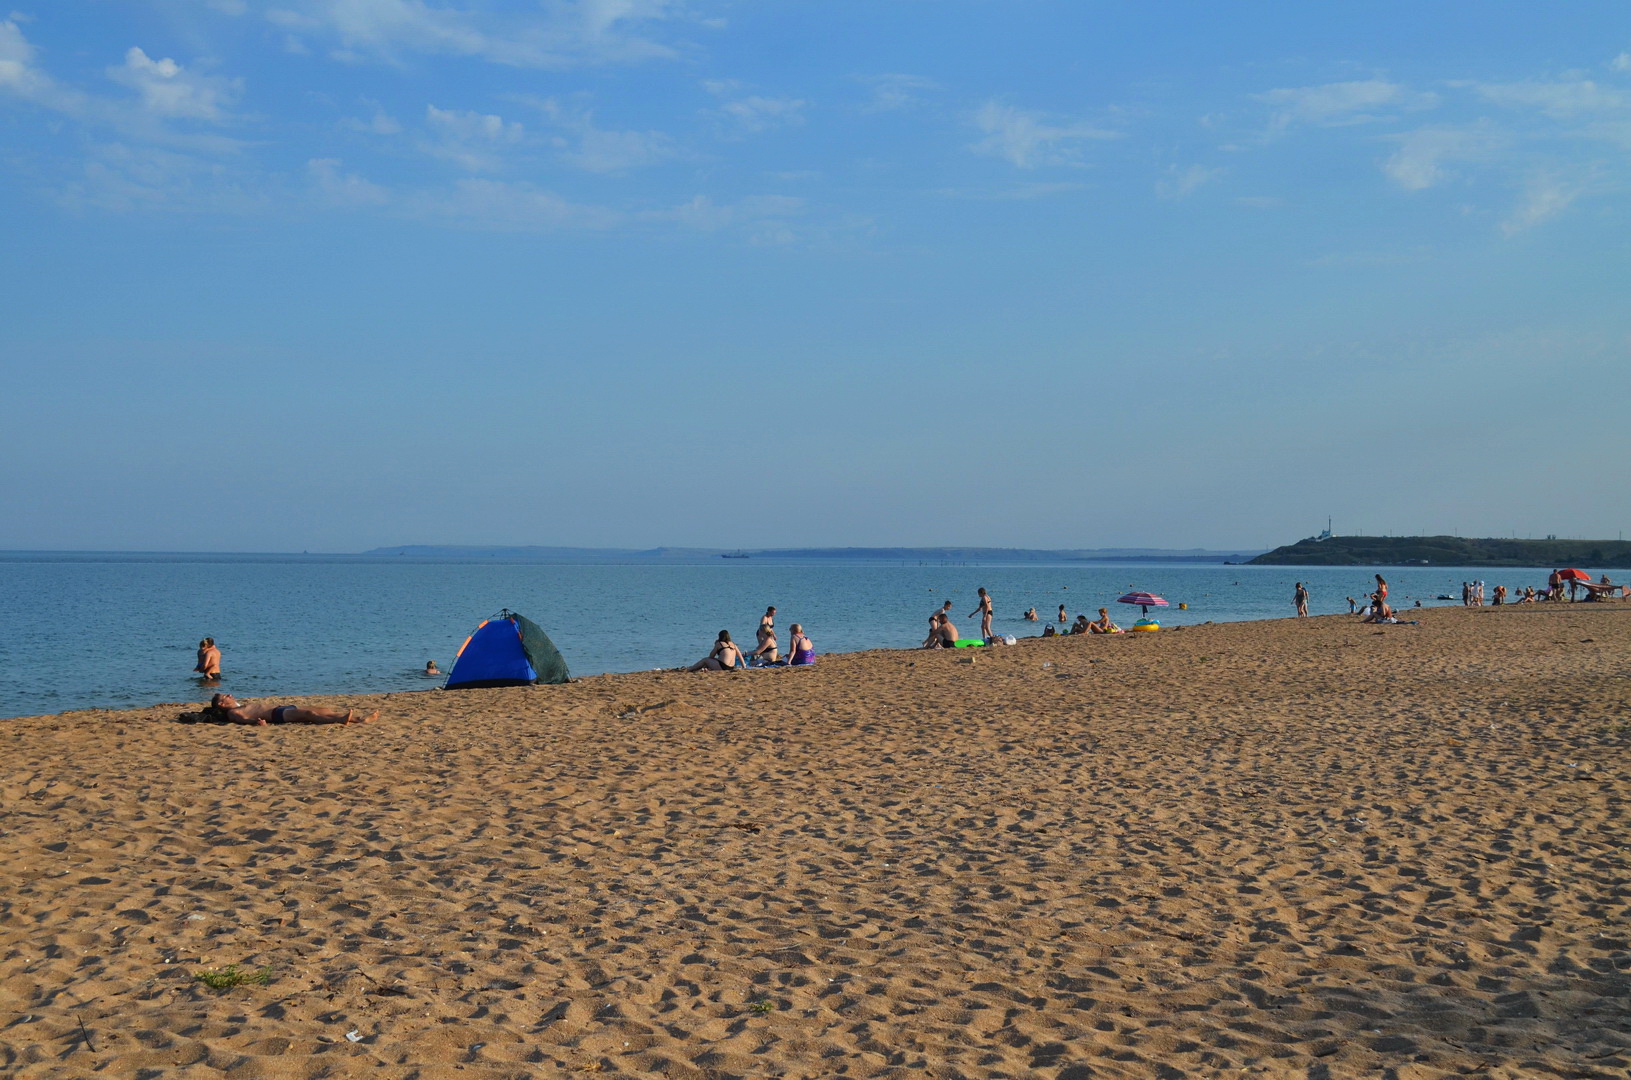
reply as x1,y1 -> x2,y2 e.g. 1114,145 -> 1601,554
1250,534 -> 1631,568
361,545 -> 1266,564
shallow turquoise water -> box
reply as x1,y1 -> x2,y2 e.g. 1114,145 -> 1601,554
0,554 -> 1545,718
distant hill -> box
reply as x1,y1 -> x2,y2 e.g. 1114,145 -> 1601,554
363,545 -> 1263,563
1249,535 -> 1631,568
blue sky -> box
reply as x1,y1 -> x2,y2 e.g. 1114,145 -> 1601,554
2,1 -> 1628,552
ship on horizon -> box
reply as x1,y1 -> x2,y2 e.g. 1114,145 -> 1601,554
720,550 -> 751,559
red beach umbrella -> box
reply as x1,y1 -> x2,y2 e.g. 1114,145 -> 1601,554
1117,591 -> 1170,615
1557,568 -> 1592,581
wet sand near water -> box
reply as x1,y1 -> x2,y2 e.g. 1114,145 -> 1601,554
2,604 -> 1628,1079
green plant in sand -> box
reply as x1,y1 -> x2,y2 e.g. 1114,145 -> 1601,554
194,963 -> 273,990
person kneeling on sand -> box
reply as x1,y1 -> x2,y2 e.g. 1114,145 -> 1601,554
208,693 -> 375,726
923,613 -> 944,648
1087,608 -> 1120,634
688,630 -> 743,672
749,624 -> 778,664
1072,614 -> 1092,635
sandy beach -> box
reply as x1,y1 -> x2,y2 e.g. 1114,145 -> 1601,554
2,603 -> 1628,1079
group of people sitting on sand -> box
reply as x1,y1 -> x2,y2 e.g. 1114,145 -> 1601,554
1356,575 -> 1396,623
1040,608 -> 1121,637
687,606 -> 815,671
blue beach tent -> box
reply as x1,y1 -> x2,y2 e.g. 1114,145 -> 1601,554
444,609 -> 570,689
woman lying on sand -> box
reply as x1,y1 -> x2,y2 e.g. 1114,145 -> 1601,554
208,693 -> 376,725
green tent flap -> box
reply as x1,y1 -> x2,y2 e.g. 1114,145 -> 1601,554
512,612 -> 570,685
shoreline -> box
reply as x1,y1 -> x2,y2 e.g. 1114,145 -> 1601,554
11,595 -> 1609,726
6,602 -> 1501,725
2,561 -> 1574,722
3,603 -> 1628,1078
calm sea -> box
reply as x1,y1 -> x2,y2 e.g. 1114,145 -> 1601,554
0,554 -> 1543,719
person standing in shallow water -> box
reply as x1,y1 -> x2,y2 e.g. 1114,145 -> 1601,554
1294,582 -> 1309,617
195,638 -> 221,680
970,587 -> 994,639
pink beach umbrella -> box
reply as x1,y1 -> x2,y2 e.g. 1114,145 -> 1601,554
1117,591 -> 1170,616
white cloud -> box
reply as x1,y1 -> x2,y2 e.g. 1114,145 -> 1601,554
934,180 -> 1085,201
1259,79 -> 1437,131
700,79 -> 805,135
339,100 -> 402,135
859,73 -> 939,113
716,94 -> 805,134
1611,52 -> 1630,73
1471,79 -> 1629,118
0,17 -> 78,109
1501,174 -> 1585,235
422,104 -> 524,171
267,0 -> 686,68
1156,164 -> 1223,200
307,157 -> 390,205
108,47 -> 240,122
1382,125 -> 1504,190
969,101 -> 1117,168
416,178 -> 622,230
523,98 -> 676,172
0,16 -> 41,91
0,20 -> 242,152
56,141 -> 265,214
564,121 -> 673,172
661,193 -> 807,244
